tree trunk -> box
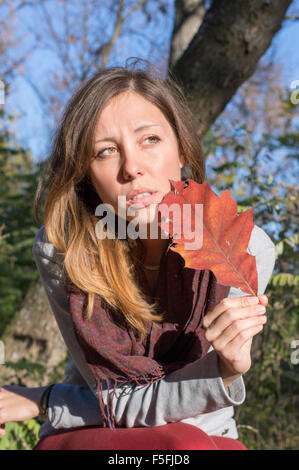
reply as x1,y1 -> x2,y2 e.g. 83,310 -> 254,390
169,0 -> 207,67
0,280 -> 67,387
170,0 -> 292,136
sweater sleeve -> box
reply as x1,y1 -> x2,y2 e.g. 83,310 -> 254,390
34,224 -> 275,437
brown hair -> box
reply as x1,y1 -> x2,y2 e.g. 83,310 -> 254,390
34,58 -> 205,341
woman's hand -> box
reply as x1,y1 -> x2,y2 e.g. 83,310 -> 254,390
202,295 -> 268,386
0,385 -> 47,436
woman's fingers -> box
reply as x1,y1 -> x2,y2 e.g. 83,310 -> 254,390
202,295 -> 267,330
258,294 -> 268,306
204,304 -> 266,340
206,315 -> 267,349
202,294 -> 269,377
217,324 -> 265,361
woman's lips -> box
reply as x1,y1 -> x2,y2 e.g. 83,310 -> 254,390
126,192 -> 158,209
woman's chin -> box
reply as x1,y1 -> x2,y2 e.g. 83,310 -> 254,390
126,204 -> 166,240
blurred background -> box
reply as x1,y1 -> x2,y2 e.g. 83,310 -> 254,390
0,0 -> 298,450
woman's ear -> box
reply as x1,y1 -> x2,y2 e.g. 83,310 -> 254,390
179,154 -> 185,169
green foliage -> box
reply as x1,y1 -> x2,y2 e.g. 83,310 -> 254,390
4,357 -> 46,381
0,355 -> 68,450
235,281 -> 299,450
0,420 -> 40,450
0,118 -> 45,336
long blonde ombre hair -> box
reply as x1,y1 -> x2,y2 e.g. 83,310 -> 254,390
34,59 -> 206,342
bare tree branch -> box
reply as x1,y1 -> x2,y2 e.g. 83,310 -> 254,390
100,0 -> 126,69
39,0 -> 69,66
170,0 -> 207,67
123,0 -> 147,21
284,15 -> 299,20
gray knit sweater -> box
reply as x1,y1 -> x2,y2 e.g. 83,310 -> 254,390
32,224 -> 276,440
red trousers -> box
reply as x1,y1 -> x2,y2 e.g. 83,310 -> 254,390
33,423 -> 247,450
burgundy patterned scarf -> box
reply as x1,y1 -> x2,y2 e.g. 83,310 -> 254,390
66,247 -> 230,431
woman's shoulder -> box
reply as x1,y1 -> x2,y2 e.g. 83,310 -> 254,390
248,224 -> 276,255
32,225 -> 64,266
228,224 -> 276,298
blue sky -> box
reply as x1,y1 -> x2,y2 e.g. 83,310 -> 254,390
2,0 -> 299,163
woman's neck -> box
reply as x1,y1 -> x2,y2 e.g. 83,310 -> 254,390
140,237 -> 171,267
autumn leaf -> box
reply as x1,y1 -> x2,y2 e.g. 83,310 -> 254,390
157,179 -> 258,296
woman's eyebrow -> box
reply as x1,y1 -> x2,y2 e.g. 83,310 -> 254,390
95,124 -> 164,143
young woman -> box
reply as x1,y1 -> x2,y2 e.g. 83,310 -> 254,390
0,60 -> 275,450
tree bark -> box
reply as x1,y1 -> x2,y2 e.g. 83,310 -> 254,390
170,0 -> 292,137
169,0 -> 206,67
0,281 -> 67,387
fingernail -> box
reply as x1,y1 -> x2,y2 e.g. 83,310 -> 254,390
259,294 -> 267,301
248,296 -> 258,304
256,305 -> 266,313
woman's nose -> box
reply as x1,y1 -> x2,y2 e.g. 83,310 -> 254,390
121,147 -> 144,180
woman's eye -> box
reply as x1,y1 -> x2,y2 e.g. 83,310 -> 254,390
145,135 -> 160,144
95,136 -> 160,159
96,147 -> 117,158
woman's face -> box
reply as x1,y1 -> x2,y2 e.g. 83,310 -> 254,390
89,91 -> 184,230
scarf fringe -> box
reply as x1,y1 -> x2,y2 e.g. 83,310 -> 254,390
93,367 -> 167,432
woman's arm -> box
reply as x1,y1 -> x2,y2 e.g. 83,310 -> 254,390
43,347 -> 244,432
0,385 -> 47,436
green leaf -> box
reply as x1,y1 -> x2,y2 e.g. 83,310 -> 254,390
282,371 -> 299,384
267,173 -> 273,185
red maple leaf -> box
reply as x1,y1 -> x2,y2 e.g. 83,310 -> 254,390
157,179 -> 258,296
